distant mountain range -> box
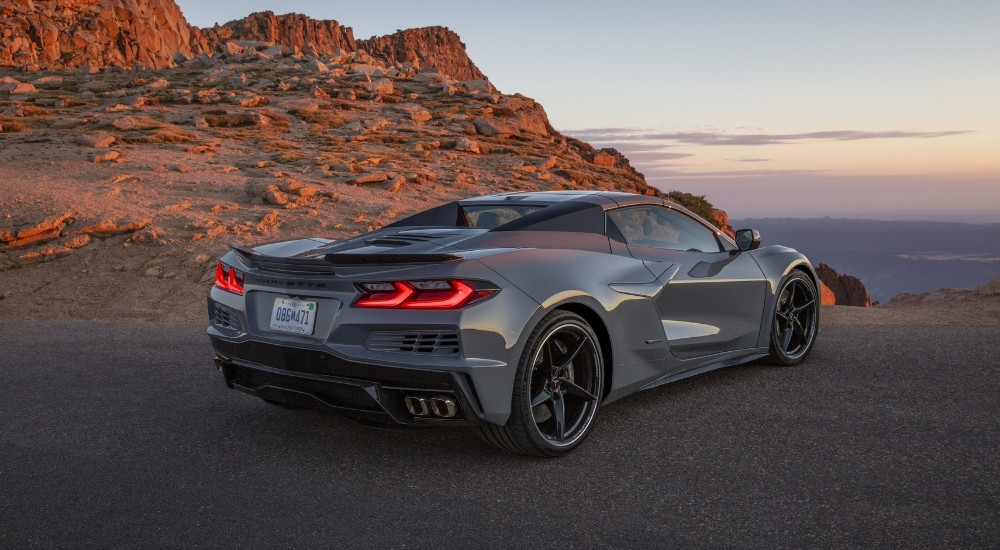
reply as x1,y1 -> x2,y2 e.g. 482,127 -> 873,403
733,218 -> 1000,302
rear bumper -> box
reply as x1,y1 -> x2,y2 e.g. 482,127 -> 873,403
209,336 -> 487,426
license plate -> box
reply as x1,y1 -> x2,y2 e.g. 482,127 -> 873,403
269,298 -> 317,335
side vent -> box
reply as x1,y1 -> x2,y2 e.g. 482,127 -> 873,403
366,331 -> 461,355
212,303 -> 244,335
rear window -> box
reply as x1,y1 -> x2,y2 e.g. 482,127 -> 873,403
461,205 -> 546,229
389,199 -> 604,234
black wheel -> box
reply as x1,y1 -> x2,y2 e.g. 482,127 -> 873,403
767,271 -> 819,365
478,310 -> 604,457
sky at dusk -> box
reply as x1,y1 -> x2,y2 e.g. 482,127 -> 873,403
174,0 -> 1000,222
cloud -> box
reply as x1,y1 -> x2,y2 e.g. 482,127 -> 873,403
603,150 -> 693,163
564,128 -> 972,146
894,253 -> 1000,263
644,168 -> 829,180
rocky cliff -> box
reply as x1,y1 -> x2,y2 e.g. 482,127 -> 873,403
0,0 -> 197,70
0,1 -> 483,83
817,263 -> 873,307
196,11 -> 356,58
358,27 -> 486,82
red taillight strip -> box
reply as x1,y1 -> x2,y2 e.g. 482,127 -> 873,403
215,263 -> 229,291
355,280 -> 497,310
402,280 -> 475,309
214,262 -> 244,295
227,267 -> 244,294
356,281 -> 414,307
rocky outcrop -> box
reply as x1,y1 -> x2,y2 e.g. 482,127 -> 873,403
817,263 -> 872,307
819,280 -> 837,306
888,277 -> 1000,305
711,208 -> 735,238
0,0 -> 198,69
198,11 -> 356,57
0,3 -> 479,81
358,27 -> 486,82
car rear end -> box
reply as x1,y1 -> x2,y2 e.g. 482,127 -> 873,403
207,237 -> 537,427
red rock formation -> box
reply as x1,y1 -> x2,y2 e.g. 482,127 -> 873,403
0,3 -> 478,79
817,263 -> 872,307
819,280 -> 837,306
710,208 -> 735,238
199,11 -> 356,56
358,27 -> 486,81
0,0 -> 198,69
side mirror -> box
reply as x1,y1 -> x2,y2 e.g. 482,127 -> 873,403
735,228 -> 761,251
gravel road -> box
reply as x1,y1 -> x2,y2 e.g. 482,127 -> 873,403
1,321 -> 997,548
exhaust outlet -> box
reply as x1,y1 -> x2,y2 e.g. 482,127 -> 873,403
404,396 -> 429,416
429,396 -> 457,418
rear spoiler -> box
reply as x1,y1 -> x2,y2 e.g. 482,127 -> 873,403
323,253 -> 463,266
230,243 -> 338,274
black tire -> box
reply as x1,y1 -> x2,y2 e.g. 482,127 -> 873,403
478,310 -> 604,457
767,271 -> 819,366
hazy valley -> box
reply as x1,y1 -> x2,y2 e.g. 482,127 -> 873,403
733,217 -> 1000,302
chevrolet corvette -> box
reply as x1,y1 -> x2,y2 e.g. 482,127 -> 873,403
207,191 -> 820,456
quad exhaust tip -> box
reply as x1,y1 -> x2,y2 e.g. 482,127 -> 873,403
405,395 -> 458,418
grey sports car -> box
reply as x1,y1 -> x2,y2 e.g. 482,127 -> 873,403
208,191 -> 820,456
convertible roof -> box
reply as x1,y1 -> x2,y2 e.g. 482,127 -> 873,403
387,191 -> 673,234
458,190 -> 640,206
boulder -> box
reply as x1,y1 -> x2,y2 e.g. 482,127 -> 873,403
393,103 -> 432,123
76,133 -> 116,148
593,152 -> 616,168
455,137 -> 482,154
302,58 -> 328,73
364,78 -> 393,95
817,264 -> 872,307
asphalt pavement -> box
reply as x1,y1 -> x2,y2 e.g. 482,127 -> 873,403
1,320 -> 997,548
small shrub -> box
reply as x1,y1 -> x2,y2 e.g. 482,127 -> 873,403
666,191 -> 720,228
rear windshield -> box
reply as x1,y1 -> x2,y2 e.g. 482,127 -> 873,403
460,205 -> 546,229
389,200 -> 605,233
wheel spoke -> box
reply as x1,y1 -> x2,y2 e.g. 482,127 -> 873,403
794,299 -> 815,314
792,318 -> 807,342
560,378 -> 597,402
553,336 -> 589,377
781,325 -> 793,351
541,339 -> 555,376
531,388 -> 553,408
551,394 -> 566,440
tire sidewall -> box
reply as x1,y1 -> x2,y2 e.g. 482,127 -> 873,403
769,271 -> 819,366
514,310 -> 603,456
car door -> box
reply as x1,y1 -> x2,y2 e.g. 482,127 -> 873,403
607,204 -> 767,361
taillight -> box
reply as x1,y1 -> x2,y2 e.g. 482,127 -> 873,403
214,262 -> 245,295
355,279 -> 497,309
